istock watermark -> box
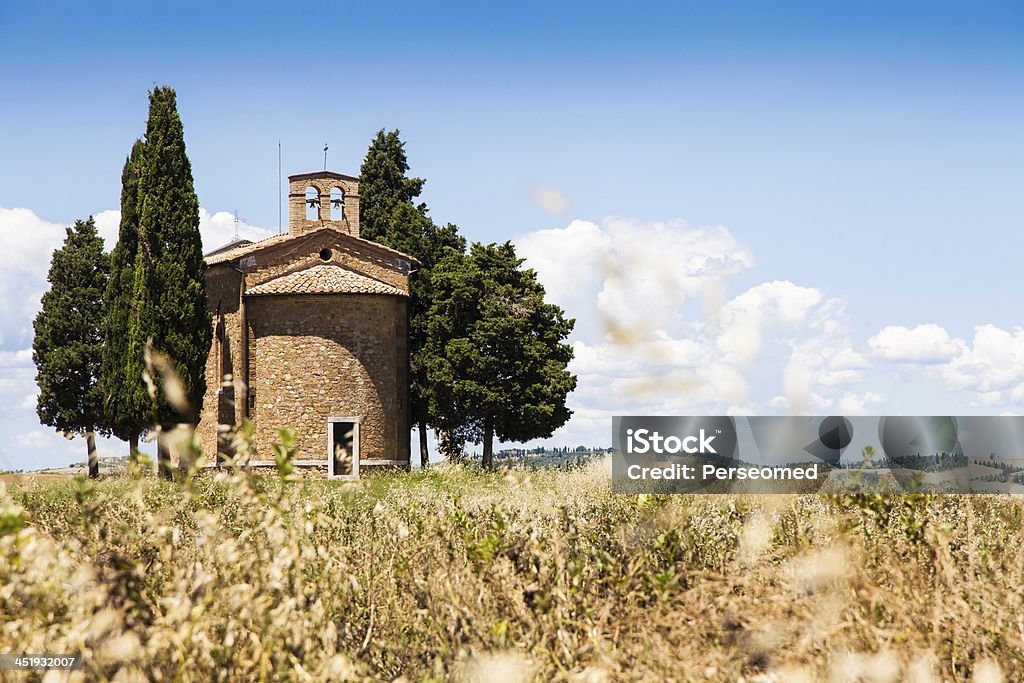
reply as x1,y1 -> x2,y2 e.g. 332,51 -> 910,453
612,416 -> 1024,494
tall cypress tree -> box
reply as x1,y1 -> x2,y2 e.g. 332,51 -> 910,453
133,86 -> 211,479
100,139 -> 150,460
359,130 -> 465,467
33,218 -> 110,478
359,129 -> 426,247
425,242 -> 577,467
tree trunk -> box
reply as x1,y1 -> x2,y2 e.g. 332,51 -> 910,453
157,426 -> 173,480
418,420 -> 429,469
178,425 -> 196,476
128,432 -> 139,465
86,431 -> 99,479
482,416 -> 494,469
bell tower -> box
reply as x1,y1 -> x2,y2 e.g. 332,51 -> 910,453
288,170 -> 360,238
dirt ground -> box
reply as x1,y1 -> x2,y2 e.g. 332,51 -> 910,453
0,467 -> 87,484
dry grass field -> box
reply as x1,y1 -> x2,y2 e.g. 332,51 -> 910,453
1,456 -> 1022,681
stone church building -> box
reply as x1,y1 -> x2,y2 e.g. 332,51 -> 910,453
195,169 -> 418,477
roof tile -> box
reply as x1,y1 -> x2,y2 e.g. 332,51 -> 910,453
246,265 -> 406,297
204,226 -> 418,267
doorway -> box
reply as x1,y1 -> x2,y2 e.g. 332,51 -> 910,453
327,417 -> 360,479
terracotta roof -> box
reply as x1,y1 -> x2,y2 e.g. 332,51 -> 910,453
204,227 -> 419,268
246,265 -> 406,297
204,237 -> 253,258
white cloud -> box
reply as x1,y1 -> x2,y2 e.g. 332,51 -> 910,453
20,391 -> 38,410
16,430 -> 50,449
516,217 -> 859,430
93,209 -> 121,247
868,324 -> 960,363
866,323 -> 1024,406
938,324 -> 1024,393
837,392 -> 886,415
516,217 -> 754,342
6,202 -> 1020,456
0,207 -> 70,350
713,280 -> 823,364
0,349 -> 32,368
971,391 -> 1004,408
198,208 -> 275,251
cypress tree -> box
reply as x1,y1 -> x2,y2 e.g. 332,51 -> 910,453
133,86 -> 211,478
32,218 -> 111,478
425,242 -> 577,467
100,139 -> 150,461
359,130 -> 465,467
359,129 -> 426,247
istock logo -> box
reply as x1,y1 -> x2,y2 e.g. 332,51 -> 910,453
626,428 -> 717,454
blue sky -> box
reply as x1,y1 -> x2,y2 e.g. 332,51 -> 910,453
2,1 -> 1024,469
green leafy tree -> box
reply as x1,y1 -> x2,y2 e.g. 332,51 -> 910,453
100,139 -> 151,461
359,130 -> 466,467
426,242 -> 577,467
132,86 -> 211,478
32,218 -> 110,478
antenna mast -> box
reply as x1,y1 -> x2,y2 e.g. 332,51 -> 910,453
278,141 -> 282,234
233,210 -> 246,241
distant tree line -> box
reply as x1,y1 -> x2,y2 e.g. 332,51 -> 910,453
888,452 -> 968,472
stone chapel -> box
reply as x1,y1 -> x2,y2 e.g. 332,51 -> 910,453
195,169 -> 418,478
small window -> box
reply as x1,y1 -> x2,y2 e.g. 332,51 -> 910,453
319,248 -> 332,261
305,187 -> 320,220
330,187 -> 345,220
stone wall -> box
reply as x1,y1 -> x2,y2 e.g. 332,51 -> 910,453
246,294 -> 409,463
196,228 -> 413,472
196,266 -> 245,459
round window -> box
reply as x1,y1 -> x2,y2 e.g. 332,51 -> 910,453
319,248 -> 332,261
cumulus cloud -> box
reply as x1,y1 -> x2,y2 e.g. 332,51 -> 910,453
516,217 -> 754,342
0,349 -> 33,368
837,392 -> 887,415
938,324 -> 1024,393
713,280 -> 823,364
0,208 -> 71,350
16,430 -> 51,449
868,324 -> 960,363
864,322 -> 1024,403
515,217 -> 859,441
198,208 -> 275,250
20,391 -> 38,410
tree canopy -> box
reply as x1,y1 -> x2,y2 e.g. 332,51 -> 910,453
100,139 -> 151,456
425,241 -> 577,466
112,86 -> 211,478
132,86 -> 211,425
33,217 -> 110,477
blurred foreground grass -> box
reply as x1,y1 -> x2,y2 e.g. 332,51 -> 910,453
2,459 -> 1023,681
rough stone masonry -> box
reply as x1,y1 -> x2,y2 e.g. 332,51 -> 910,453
195,169 -> 419,477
